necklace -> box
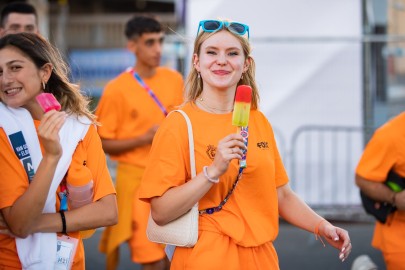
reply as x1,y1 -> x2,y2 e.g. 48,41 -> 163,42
197,97 -> 233,114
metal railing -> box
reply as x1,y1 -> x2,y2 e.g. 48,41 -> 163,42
284,125 -> 375,208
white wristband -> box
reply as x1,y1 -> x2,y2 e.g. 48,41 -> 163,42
203,166 -> 219,183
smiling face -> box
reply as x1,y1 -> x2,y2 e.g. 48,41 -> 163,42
0,46 -> 50,111
194,30 -> 248,93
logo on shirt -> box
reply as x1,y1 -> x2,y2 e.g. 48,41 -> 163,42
206,145 -> 216,160
257,141 -> 269,149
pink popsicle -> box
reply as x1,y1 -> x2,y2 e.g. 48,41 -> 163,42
36,93 -> 61,112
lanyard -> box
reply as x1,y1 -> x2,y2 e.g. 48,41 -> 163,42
130,69 -> 168,116
199,126 -> 249,215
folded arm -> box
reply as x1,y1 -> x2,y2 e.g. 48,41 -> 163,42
1,193 -> 117,238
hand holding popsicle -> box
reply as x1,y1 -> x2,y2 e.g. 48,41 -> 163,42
36,93 -> 61,112
35,93 -> 65,157
232,85 -> 252,168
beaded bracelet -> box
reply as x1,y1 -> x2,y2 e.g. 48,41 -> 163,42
203,166 -> 219,184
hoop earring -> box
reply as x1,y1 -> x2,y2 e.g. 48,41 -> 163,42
42,81 -> 46,90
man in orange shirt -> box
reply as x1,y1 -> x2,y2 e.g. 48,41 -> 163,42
356,112 -> 405,270
96,15 -> 184,270
0,2 -> 39,37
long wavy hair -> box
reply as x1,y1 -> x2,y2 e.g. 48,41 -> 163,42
0,33 -> 96,123
184,26 -> 260,109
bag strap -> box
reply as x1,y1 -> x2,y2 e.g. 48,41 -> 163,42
172,110 -> 196,178
171,110 -> 248,215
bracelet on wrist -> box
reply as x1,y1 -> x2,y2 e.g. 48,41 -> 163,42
60,210 -> 67,235
203,166 -> 219,184
314,219 -> 326,236
314,219 -> 327,247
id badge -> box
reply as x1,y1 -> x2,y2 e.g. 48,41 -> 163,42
55,235 -> 78,270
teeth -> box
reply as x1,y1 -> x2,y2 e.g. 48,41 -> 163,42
5,88 -> 20,94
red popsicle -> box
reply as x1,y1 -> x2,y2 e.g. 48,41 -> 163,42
36,93 -> 61,112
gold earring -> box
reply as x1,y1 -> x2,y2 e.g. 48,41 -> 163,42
241,74 -> 244,80
198,72 -> 201,79
42,81 -> 46,90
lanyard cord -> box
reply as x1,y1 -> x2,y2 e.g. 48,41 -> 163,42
199,127 -> 249,215
131,70 -> 168,116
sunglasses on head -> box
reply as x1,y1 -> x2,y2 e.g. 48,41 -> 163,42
196,20 -> 250,39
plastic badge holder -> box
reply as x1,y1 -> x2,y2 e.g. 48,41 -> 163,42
67,180 -> 95,238
67,180 -> 94,209
36,93 -> 61,112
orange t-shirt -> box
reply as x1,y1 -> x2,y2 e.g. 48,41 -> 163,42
356,112 -> 405,253
139,103 -> 289,247
0,122 -> 116,269
95,67 -> 184,167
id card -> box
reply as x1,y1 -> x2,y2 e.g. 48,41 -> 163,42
55,235 -> 78,270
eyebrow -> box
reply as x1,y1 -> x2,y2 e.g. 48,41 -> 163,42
7,23 -> 36,28
5,60 -> 25,65
145,36 -> 164,42
204,46 -> 241,51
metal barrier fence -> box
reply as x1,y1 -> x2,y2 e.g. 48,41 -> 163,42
278,125 -> 375,211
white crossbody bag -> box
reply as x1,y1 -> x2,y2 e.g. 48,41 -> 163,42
146,110 -> 198,247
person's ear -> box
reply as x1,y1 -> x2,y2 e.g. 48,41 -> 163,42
193,54 -> 200,72
127,39 -> 137,54
243,57 -> 251,73
40,63 -> 53,83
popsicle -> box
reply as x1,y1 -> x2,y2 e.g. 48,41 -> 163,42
232,85 -> 252,168
232,85 -> 252,127
35,93 -> 61,112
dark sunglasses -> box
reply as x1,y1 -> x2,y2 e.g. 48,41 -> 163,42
196,20 -> 250,39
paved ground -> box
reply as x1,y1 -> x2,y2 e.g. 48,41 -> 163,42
84,219 -> 385,270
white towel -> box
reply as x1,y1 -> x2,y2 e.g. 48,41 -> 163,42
0,103 -> 90,270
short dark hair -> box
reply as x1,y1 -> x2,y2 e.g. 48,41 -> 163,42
124,15 -> 163,40
1,2 -> 37,27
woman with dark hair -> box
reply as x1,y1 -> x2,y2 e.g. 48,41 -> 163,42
0,33 -> 117,270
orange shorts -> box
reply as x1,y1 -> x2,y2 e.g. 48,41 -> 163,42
99,163 -> 165,265
171,222 -> 279,270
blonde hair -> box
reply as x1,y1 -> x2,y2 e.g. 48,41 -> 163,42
184,27 -> 260,109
